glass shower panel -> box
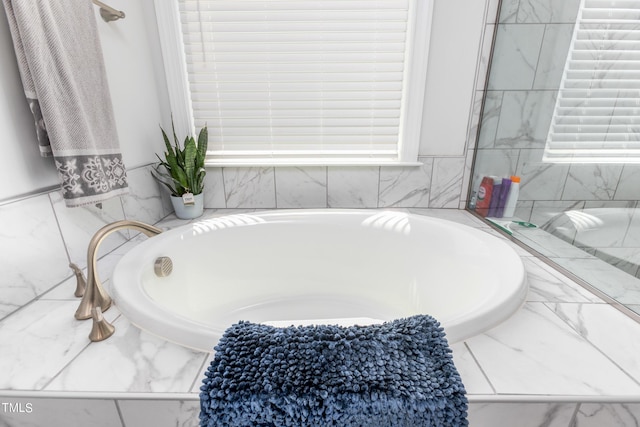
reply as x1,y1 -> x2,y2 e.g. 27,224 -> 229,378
469,0 -> 640,316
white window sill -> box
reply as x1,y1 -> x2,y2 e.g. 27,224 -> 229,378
204,159 -> 424,167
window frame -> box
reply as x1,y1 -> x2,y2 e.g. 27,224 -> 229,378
154,0 -> 433,166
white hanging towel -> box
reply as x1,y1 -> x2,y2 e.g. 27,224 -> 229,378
2,0 -> 128,207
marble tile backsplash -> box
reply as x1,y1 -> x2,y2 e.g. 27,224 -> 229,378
186,158 -> 470,210
0,165 -> 169,324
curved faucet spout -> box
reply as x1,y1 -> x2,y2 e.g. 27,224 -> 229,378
75,220 -> 163,321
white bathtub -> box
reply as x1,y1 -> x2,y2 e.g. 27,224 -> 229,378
112,210 -> 527,351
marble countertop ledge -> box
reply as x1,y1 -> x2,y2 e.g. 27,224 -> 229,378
2,209 -> 640,405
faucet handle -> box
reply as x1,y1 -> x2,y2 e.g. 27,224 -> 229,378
69,263 -> 87,298
89,307 -> 115,342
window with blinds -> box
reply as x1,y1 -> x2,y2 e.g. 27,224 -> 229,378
171,0 -> 430,165
543,0 -> 640,163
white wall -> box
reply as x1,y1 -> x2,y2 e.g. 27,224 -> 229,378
0,5 -> 59,200
0,0 -> 170,201
419,0 -> 490,157
95,0 -> 171,169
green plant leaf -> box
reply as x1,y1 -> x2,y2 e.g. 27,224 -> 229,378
161,127 -> 175,159
151,164 -> 180,196
184,137 -> 197,192
171,118 -> 181,148
197,125 -> 208,165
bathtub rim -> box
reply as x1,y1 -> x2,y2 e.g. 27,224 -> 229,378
111,209 -> 528,352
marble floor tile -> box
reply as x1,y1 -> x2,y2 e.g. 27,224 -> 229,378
529,200 -> 585,230
118,399 -> 200,427
524,258 -> 604,303
450,342 -> 494,395
0,300 -> 118,390
407,208 -> 489,229
40,275 -> 82,301
593,247 -> 640,278
192,352 -> 215,393
465,302 -> 640,396
574,403 -> 640,427
0,398 -> 122,427
467,402 -> 577,427
549,257 -> 640,305
0,195 -> 71,319
548,303 -> 640,381
516,228 -> 595,259
44,316 -> 208,393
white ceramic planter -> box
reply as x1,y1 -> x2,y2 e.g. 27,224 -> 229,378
170,193 -> 204,220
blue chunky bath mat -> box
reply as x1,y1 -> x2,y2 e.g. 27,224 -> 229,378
200,315 -> 468,427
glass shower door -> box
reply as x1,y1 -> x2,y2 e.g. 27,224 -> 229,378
469,0 -> 640,316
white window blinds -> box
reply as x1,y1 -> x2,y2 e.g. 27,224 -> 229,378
544,0 -> 640,163
173,0 -> 429,165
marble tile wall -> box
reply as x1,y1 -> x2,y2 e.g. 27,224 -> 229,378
471,0 -> 640,219
0,165 -> 170,324
198,159 -> 466,211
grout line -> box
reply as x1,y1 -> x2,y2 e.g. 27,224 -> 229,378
325,166 -> 330,208
114,400 -> 127,427
272,167 -> 278,209
220,167 -> 228,208
569,403 -> 581,427
0,184 -> 60,207
376,165 -> 381,209
463,341 -> 497,395
40,339 -> 95,391
188,354 -> 210,394
47,193 -> 73,267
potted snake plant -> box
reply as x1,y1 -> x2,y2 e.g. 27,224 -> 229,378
152,121 -> 208,219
